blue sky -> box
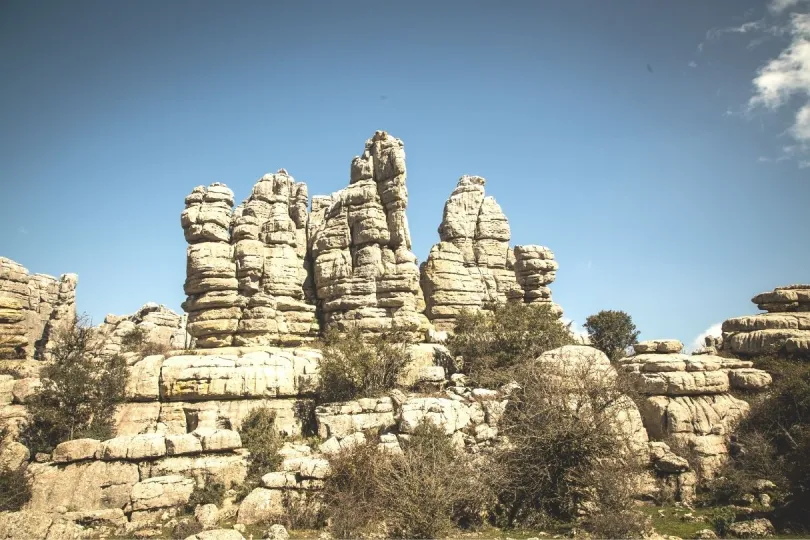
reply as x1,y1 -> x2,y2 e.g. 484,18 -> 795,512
1,0 -> 808,349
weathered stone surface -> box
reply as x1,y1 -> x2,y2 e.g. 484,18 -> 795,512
51,438 -> 100,463
166,434 -> 204,456
649,441 -> 690,473
727,518 -> 775,538
421,177 -> 561,330
159,349 -> 320,401
139,453 -> 247,488
728,368 -> 772,391
130,475 -> 195,511
27,460 -> 140,512
634,339 -> 684,354
635,371 -> 730,395
399,396 -> 471,435
315,397 -> 395,439
186,530 -> 246,540
94,303 -> 187,361
236,488 -> 284,525
721,286 -> 810,358
126,355 -> 165,401
97,434 -> 167,461
0,257 -> 77,359
11,377 -> 41,404
0,510 -> 83,540
194,429 -> 242,452
113,401 -> 162,436
309,131 -> 426,335
195,503 -> 219,529
0,440 -> 29,471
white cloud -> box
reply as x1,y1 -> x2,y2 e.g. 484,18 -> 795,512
562,318 -> 590,345
758,155 -> 773,162
691,323 -> 722,352
688,61 -> 698,68
769,0 -> 810,15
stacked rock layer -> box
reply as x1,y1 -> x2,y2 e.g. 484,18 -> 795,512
620,339 -> 772,477
308,131 -> 425,335
93,303 -> 188,359
722,285 -> 810,358
0,257 -> 77,359
420,176 -> 560,331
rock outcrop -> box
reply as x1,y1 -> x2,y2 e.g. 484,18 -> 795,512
620,339 -> 772,477
308,131 -> 425,335
0,257 -> 77,359
420,176 -> 560,331
722,285 -> 810,358
92,302 -> 187,360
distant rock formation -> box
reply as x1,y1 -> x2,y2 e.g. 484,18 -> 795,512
180,132 -> 561,345
308,131 -> 426,335
92,303 -> 188,360
721,284 -> 810,358
0,257 -> 77,359
420,176 -> 560,331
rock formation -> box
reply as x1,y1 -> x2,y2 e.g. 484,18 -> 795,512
182,174 -> 319,348
421,176 -> 560,331
93,302 -> 187,360
721,285 -> 810,358
308,131 -> 425,335
0,257 -> 77,359
620,339 -> 772,477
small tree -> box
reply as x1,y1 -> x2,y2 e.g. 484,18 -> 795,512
22,315 -> 128,453
447,302 -> 574,388
583,310 -> 639,362
318,327 -> 411,403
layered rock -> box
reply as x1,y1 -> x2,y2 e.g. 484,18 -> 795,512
93,302 -> 187,360
421,176 -> 560,330
0,257 -> 77,359
182,173 -> 319,348
620,339 -> 772,477
722,285 -> 810,358
308,131 -> 425,335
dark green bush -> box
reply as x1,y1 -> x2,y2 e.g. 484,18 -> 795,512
236,407 -> 284,500
446,302 -> 574,388
22,315 -> 128,453
317,327 -> 411,403
582,309 -> 640,361
185,480 -> 226,512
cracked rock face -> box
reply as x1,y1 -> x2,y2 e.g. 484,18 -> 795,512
308,131 -> 426,335
620,341 -> 772,477
0,257 -> 77,359
722,285 -> 810,358
421,176 -> 560,331
181,174 -> 318,348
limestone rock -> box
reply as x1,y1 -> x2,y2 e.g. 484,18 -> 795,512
728,368 -> 772,391
727,518 -> 775,538
0,257 -> 77,359
94,303 -> 187,360
52,438 -> 100,463
195,503 -> 219,529
130,475 -> 195,511
721,285 -> 810,358
139,453 -> 247,488
27,460 -> 140,512
315,397 -> 395,439
634,339 -> 684,354
398,396 -> 471,435
236,488 -> 283,525
264,524 -> 290,540
309,131 -> 425,335
186,530 -> 246,540
0,440 -> 29,471
421,176 -> 561,330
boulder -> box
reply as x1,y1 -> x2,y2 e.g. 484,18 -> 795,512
236,488 -> 284,525
727,518 -> 775,538
130,475 -> 195,511
52,439 -> 100,464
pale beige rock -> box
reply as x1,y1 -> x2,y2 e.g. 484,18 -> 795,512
235,488 -> 284,525
186,530 -> 246,540
139,453 -> 247,488
27,460 -> 140,512
194,429 -> 242,452
0,510 -> 83,540
728,368 -> 772,390
398,397 -> 471,435
633,339 -> 684,354
130,475 -> 195,511
11,377 -> 40,404
126,355 -> 164,401
195,503 -> 220,529
315,397 -> 395,439
0,440 -> 29,471
113,401 -> 162,436
52,438 -> 100,463
166,434 -> 204,456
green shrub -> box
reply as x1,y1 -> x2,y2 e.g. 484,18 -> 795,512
446,302 -> 574,388
22,315 -> 128,453
120,325 -> 170,357
488,351 -> 646,529
185,480 -> 226,512
317,327 -> 411,403
323,420 -> 490,539
0,466 -> 32,512
236,407 -> 284,500
171,518 -> 203,540
582,310 -> 640,361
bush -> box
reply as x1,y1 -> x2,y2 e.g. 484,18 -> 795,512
487,349 -> 646,530
317,327 -> 411,403
185,480 -> 226,512
323,421 -> 490,539
582,310 -> 640,361
706,356 -> 810,528
120,325 -> 170,357
447,302 -> 574,388
236,407 -> 284,500
22,315 -> 128,453
0,466 -> 32,512
171,518 -> 203,540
